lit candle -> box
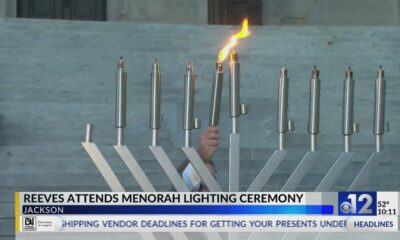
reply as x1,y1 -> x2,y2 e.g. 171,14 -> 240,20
216,18 -> 251,132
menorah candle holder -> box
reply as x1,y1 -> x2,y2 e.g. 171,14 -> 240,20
308,66 -> 391,240
348,66 -> 390,191
281,66 -> 321,191
209,62 -> 224,127
115,57 -> 127,146
316,67 -> 359,191
228,52 -> 249,192
246,66 -> 294,192
181,62 -> 222,192
150,59 -> 161,146
78,56 -> 391,240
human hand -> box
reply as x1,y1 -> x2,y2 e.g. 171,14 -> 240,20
198,127 -> 219,162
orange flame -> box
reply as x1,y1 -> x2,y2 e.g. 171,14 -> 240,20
218,18 -> 251,63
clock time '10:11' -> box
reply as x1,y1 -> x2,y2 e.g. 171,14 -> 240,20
377,208 -> 396,215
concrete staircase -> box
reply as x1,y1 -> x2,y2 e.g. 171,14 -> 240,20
0,18 -> 399,239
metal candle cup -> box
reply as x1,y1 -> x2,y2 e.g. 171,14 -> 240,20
342,67 -> 358,152
308,66 -> 321,151
183,63 -> 200,147
343,67 -> 355,135
276,66 -> 294,150
183,63 -> 195,131
374,66 -> 388,152
150,60 -> 161,146
229,52 -> 240,133
115,57 -> 127,145
374,66 -> 386,135
209,62 -> 224,127
277,66 -> 289,133
229,53 -> 240,118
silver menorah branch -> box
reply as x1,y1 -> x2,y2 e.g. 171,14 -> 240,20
146,61 -> 222,240
312,66 -> 391,240
277,65 -> 295,150
281,65 -> 321,192
228,52 -> 248,193
181,62 -> 222,192
315,67 -> 359,191
147,59 -> 190,192
247,65 -> 293,192
343,67 -> 359,152
250,66 -> 319,240
280,67 -> 359,240
348,65 -> 390,191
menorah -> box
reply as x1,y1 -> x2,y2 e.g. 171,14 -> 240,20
82,54 -> 389,240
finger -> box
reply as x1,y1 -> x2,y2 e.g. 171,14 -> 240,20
204,139 -> 219,147
200,134 -> 212,143
205,132 -> 219,140
207,127 -> 219,133
201,132 -> 219,141
203,145 -> 218,155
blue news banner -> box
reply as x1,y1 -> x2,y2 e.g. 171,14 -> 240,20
15,192 -> 399,233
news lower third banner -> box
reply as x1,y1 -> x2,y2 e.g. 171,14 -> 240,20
15,192 -> 399,233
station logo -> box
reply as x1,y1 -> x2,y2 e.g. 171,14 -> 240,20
338,192 -> 377,216
22,216 -> 37,231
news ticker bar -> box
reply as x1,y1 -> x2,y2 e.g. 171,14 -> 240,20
16,192 -> 400,233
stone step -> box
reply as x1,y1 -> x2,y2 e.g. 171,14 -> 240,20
0,202 -> 14,219
0,146 -> 187,162
3,154 -> 396,188
0,158 -> 178,174
2,143 -> 396,162
0,130 -> 170,145
3,152 -> 399,180
0,87 -> 182,104
0,172 -> 174,190
0,218 -> 13,239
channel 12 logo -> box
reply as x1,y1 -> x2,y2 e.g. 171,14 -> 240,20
338,192 -> 377,216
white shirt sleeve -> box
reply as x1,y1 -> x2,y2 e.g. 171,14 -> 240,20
182,163 -> 202,191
